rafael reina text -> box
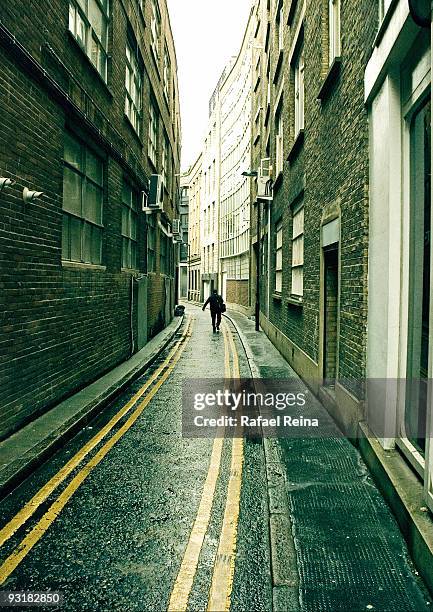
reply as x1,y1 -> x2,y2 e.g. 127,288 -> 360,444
192,389 -> 319,428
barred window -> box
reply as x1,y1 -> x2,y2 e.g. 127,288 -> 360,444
125,42 -> 143,136
121,182 -> 138,270
68,0 -> 109,81
291,205 -> 304,296
148,101 -> 158,166
275,221 -> 283,293
62,132 -> 104,265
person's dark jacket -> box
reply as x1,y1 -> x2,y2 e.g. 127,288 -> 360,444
203,293 -> 223,313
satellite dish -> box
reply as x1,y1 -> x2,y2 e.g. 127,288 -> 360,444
408,0 -> 430,27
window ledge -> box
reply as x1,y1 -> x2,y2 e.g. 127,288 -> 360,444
67,31 -> 113,98
62,260 -> 106,272
121,267 -> 140,274
273,49 -> 284,84
317,57 -> 341,102
272,292 -> 283,301
287,295 -> 303,307
287,129 -> 304,164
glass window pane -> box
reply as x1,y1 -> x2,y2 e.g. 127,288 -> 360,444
64,133 -> 82,170
84,182 -> 102,224
89,0 -> 103,40
86,149 -> 103,185
77,11 -> 87,47
276,249 -> 282,269
131,241 -> 137,269
63,167 -> 82,216
69,4 -> 76,34
62,215 -> 70,260
121,206 -> 129,237
131,213 -> 137,241
70,216 -> 82,261
83,222 -> 92,263
92,226 -> 102,264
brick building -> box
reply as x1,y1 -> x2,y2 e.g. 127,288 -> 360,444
251,0 -> 377,432
182,154 -> 202,302
0,0 -> 181,439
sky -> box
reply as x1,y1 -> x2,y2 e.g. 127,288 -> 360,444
167,0 -> 253,171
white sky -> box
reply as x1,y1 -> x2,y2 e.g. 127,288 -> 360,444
167,0 -> 253,170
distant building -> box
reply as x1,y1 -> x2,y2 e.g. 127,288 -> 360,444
183,154 -> 202,302
177,183 -> 189,300
0,0 -> 181,439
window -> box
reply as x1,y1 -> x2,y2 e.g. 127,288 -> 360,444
151,0 -> 161,61
62,132 -> 104,265
68,0 -> 109,80
148,101 -> 158,166
291,205 -> 304,296
121,182 -> 138,269
160,232 -> 168,274
147,214 -> 156,272
275,106 -> 284,176
275,221 -> 283,292
163,46 -> 171,101
125,42 -> 143,135
328,0 -> 341,66
294,44 -> 305,136
161,133 -> 171,192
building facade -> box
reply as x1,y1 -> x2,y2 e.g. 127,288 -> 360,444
218,16 -> 254,313
182,154 -> 202,302
364,1 -> 433,513
0,0 -> 180,439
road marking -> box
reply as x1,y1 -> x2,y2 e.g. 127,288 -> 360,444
0,319 -> 192,550
207,325 -> 244,612
167,322 -> 231,612
0,318 -> 194,585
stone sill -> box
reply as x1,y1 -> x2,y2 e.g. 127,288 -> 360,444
62,261 -> 106,272
272,292 -> 283,302
287,295 -> 303,307
317,57 -> 341,102
287,130 -> 304,164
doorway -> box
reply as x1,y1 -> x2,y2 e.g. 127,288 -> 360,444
323,246 -> 339,387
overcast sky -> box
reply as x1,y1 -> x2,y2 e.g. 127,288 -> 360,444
167,0 -> 253,170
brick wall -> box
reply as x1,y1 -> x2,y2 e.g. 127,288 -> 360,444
261,0 -> 377,398
0,0 -> 180,439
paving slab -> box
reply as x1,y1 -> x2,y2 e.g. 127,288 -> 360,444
225,309 -> 432,612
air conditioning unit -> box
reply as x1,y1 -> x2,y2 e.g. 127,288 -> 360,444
172,219 -> 181,236
148,174 -> 164,210
257,158 -> 273,201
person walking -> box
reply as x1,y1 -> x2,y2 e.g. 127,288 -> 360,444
202,289 -> 225,333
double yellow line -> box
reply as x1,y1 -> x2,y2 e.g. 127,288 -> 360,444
168,321 -> 244,612
0,317 -> 194,585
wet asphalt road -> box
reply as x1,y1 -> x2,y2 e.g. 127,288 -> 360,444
0,306 -> 272,612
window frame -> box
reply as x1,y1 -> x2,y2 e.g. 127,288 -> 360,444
121,181 -> 139,270
275,220 -> 283,293
291,203 -> 304,297
151,0 -> 161,62
148,100 -> 158,166
275,104 -> 284,176
294,42 -> 305,137
328,0 -> 341,66
62,132 -> 104,266
68,0 -> 109,81
125,40 -> 143,136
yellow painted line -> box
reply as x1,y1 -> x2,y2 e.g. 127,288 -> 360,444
0,319 -> 194,585
207,323 -> 244,612
0,319 -> 192,550
167,322 -> 231,612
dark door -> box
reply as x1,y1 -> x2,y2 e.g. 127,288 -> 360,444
323,247 -> 339,386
